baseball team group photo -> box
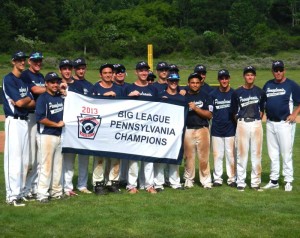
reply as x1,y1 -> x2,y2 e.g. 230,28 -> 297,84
1,0 -> 300,237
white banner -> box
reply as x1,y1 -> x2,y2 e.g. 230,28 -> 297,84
62,91 -> 187,164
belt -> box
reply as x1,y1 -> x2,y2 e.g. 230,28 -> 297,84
238,118 -> 260,122
13,115 -> 28,120
268,118 -> 282,122
187,125 -> 208,129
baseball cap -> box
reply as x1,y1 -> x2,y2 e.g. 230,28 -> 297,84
59,59 -> 73,69
169,64 -> 179,73
147,71 -> 156,81
194,64 -> 207,73
29,51 -> 43,60
45,72 -> 62,82
188,72 -> 202,81
272,60 -> 284,70
156,62 -> 169,71
113,64 -> 126,73
73,58 -> 86,68
12,51 -> 27,61
243,66 -> 256,75
99,63 -> 114,73
167,73 -> 180,81
136,61 -> 150,70
218,69 -> 230,78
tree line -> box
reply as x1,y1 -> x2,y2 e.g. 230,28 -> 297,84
1,0 -> 300,58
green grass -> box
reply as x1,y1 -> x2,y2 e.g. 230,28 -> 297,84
0,124 -> 299,237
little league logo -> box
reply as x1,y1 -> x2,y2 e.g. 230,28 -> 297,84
77,114 -> 101,139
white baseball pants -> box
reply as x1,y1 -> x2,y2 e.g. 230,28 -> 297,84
93,157 -> 120,185
4,117 -> 29,203
212,136 -> 236,185
154,163 -> 181,189
236,120 -> 263,188
266,120 -> 295,183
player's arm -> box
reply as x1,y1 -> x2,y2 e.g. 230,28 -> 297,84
189,102 -> 212,119
31,85 -> 46,95
287,104 -> 300,122
14,96 -> 33,108
103,91 -> 116,97
39,118 -> 65,128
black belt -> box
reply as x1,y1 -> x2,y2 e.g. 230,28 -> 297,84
187,125 -> 208,129
238,118 -> 260,122
268,118 -> 282,122
13,115 -> 28,120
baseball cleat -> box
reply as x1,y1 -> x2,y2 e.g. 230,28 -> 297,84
155,188 -> 164,192
263,181 -> 279,189
213,182 -> 222,187
228,182 -> 237,188
38,198 -> 49,203
146,187 -> 157,194
252,187 -> 264,192
79,188 -> 92,194
7,199 -> 26,207
284,183 -> 293,192
237,186 -> 245,191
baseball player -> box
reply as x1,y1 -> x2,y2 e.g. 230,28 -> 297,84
65,57 -> 94,194
263,60 -> 300,192
123,61 -> 158,194
90,63 -> 123,195
21,51 -> 46,200
153,62 -> 169,93
147,71 -> 156,84
231,66 -> 266,191
111,64 -> 130,187
57,59 -> 79,197
210,69 -> 236,187
194,64 -> 214,94
154,73 -> 186,191
184,73 -> 213,189
36,72 -> 65,203
2,51 -> 35,206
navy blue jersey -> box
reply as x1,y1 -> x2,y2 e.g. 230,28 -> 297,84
113,81 -> 130,95
36,92 -> 64,136
91,83 -> 123,97
263,78 -> 300,121
185,91 -> 212,128
182,82 -> 214,95
21,69 -> 45,101
152,82 -> 167,94
2,72 -> 33,117
231,85 -> 266,120
159,91 -> 186,103
124,83 -> 158,98
68,78 -> 93,95
209,88 -> 236,137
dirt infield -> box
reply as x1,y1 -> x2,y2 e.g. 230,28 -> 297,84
0,115 -> 299,153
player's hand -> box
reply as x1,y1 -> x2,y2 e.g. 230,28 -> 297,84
128,90 -> 140,97
57,121 -> 65,127
188,102 -> 196,111
286,113 -> 297,123
103,91 -> 116,97
179,89 -> 186,96
10,100 -> 16,106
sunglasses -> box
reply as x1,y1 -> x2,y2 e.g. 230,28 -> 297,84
273,68 -> 284,73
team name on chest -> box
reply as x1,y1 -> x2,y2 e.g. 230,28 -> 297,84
49,102 -> 64,114
19,87 -> 28,97
239,96 -> 259,107
265,87 -> 286,97
214,99 -> 231,109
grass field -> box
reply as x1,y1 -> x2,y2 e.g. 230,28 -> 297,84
0,54 -> 300,237
0,127 -> 299,237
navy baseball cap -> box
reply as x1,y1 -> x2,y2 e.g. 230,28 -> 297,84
29,51 -> 43,60
99,63 -> 114,73
243,66 -> 256,75
272,60 -> 284,70
73,58 -> 86,68
136,61 -> 150,70
169,64 -> 179,73
113,64 -> 126,73
45,72 -> 62,82
218,69 -> 230,78
188,72 -> 202,81
194,64 -> 207,73
156,62 -> 169,71
167,73 -> 180,81
12,51 -> 27,61
59,59 -> 73,69
147,71 -> 156,81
